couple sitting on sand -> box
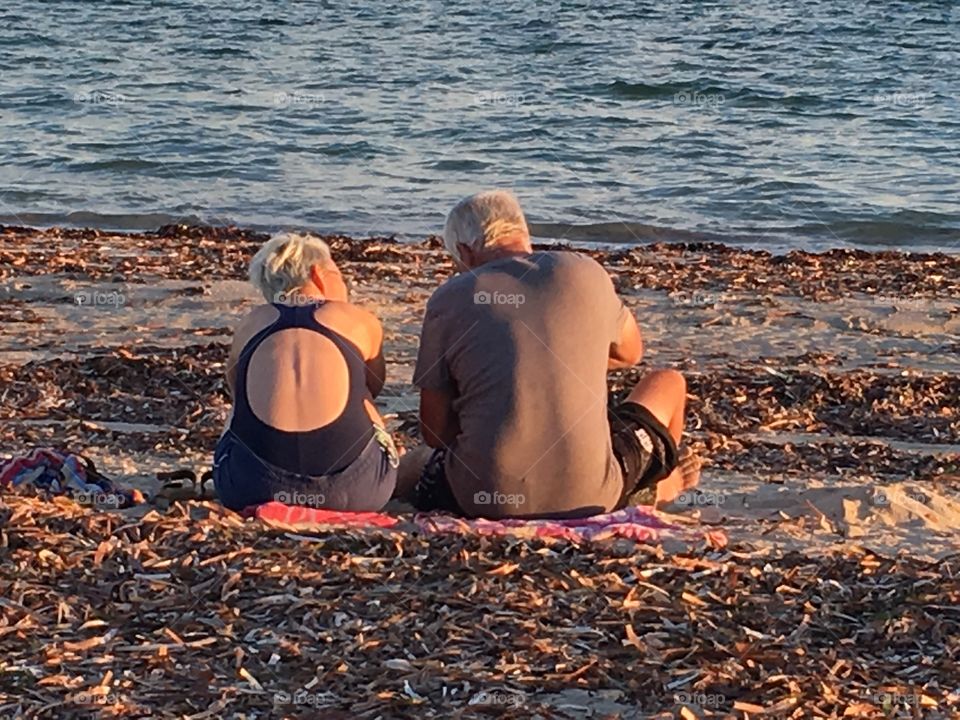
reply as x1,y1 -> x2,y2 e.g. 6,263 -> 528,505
213,190 -> 700,519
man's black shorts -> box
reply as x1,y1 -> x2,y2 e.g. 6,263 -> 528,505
412,400 -> 679,514
608,400 -> 679,506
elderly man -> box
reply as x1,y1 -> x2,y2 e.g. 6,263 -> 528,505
402,190 -> 699,519
213,232 -> 399,512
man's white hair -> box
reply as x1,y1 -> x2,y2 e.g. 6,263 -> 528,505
443,190 -> 530,262
248,232 -> 334,303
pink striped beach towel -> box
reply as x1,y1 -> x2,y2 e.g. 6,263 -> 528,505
247,502 -> 725,547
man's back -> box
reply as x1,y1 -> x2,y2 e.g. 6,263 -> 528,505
414,251 -> 627,517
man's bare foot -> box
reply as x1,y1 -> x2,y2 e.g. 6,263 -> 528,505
654,448 -> 701,507
654,469 -> 684,506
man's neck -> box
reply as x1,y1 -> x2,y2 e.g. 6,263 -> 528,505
476,242 -> 532,266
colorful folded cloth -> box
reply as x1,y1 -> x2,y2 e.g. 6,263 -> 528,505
0,448 -> 141,508
417,505 -> 678,543
247,501 -> 722,546
248,502 -> 401,529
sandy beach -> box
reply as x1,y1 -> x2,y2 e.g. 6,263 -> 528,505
2,224 -> 959,718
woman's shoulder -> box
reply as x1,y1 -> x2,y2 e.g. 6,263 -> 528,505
233,303 -> 281,344
241,302 -> 282,328
313,301 -> 381,356
313,299 -> 378,324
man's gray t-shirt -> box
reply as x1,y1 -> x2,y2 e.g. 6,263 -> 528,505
413,251 -> 630,518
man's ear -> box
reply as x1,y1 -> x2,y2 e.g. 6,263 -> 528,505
457,243 -> 475,270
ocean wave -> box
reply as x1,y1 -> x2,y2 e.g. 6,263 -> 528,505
594,81 -> 858,112
529,218 -> 960,251
600,80 -> 688,100
1,212 -> 957,253
788,217 -> 960,246
529,222 -> 732,245
0,211 -> 207,232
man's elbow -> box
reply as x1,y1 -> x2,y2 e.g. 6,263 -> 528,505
609,342 -> 643,370
608,356 -> 638,371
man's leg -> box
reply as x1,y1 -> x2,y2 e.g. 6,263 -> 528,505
623,369 -> 700,505
392,445 -> 464,515
624,369 -> 685,444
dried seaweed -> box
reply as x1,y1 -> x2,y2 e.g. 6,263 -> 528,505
5,348 -> 957,487
612,364 -> 960,445
2,224 -> 959,301
2,224 -> 960,718
1,495 -> 958,719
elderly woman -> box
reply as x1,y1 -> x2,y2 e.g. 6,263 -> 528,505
213,232 -> 398,511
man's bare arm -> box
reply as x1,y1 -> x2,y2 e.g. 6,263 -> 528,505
608,311 -> 643,370
420,388 -> 459,448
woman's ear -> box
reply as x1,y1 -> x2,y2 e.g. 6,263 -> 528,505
309,262 -> 349,301
308,263 -> 327,294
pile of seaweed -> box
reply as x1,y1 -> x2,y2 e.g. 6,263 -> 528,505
1,494 -> 958,719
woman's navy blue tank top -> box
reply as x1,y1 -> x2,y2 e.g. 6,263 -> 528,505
229,303 -> 374,476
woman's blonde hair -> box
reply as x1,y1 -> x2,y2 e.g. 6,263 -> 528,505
248,232 -> 334,302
